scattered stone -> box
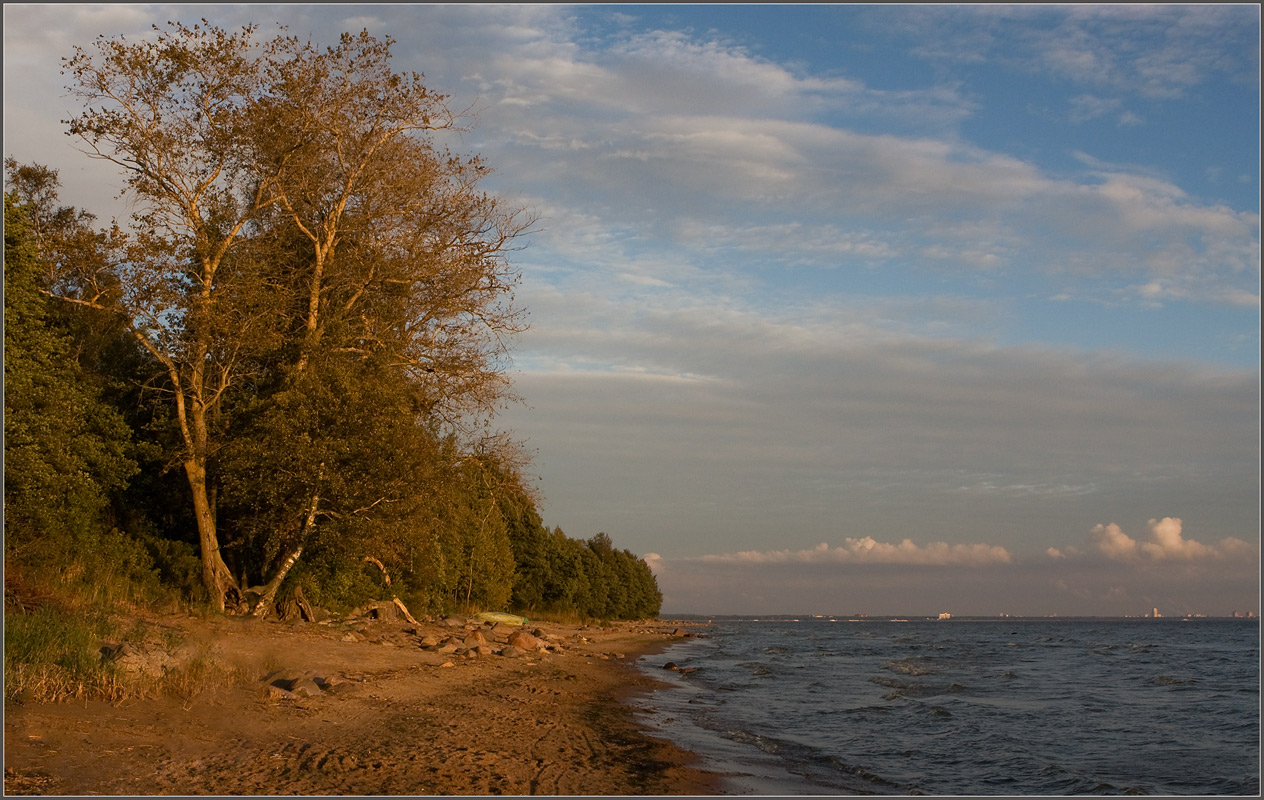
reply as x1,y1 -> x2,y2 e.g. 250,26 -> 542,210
663,662 -> 680,671
473,645 -> 495,657
463,630 -> 487,647
419,635 -> 440,648
490,623 -> 518,636
439,661 -> 456,668
500,646 -> 526,658
341,632 -> 364,643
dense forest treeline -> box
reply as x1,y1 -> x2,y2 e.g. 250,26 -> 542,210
3,22 -> 661,625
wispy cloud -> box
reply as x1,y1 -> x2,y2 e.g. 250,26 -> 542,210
891,5 -> 1260,98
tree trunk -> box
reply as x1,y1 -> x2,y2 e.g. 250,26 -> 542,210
252,544 -> 304,618
252,477 -> 321,617
185,458 -> 238,612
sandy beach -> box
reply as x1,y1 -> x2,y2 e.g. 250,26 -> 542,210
3,611 -> 720,795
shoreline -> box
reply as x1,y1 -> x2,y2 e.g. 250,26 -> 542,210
4,612 -> 724,795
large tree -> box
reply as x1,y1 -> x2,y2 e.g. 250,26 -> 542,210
52,22 -> 529,611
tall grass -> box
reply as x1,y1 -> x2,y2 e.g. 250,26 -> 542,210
4,557 -> 242,704
3,603 -> 124,702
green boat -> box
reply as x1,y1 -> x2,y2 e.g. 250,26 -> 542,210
475,611 -> 529,625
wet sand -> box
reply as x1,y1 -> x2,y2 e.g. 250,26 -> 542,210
3,612 -> 722,795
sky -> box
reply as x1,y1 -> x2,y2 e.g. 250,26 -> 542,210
3,4 -> 1260,617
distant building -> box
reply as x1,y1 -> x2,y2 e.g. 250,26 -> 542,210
938,612 -> 952,620
1146,607 -> 1162,618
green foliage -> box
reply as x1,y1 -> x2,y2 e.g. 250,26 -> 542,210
4,192 -> 174,612
3,194 -> 137,555
288,548 -> 387,613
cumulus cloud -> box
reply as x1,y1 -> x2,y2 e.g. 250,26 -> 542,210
1079,517 -> 1254,562
695,538 -> 1013,567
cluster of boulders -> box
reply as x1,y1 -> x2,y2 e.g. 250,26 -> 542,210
260,668 -> 347,701
417,615 -> 568,661
668,627 -> 704,638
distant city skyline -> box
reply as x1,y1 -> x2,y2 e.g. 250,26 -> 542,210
4,4 -> 1258,616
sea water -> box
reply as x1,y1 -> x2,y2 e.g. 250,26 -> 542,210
632,618 -> 1260,795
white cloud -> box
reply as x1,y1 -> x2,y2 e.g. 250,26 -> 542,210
1079,517 -> 1255,562
695,538 -> 1013,567
13,6 -> 1254,307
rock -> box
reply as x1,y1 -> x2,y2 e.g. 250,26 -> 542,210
419,635 -> 440,648
438,643 -> 460,654
663,662 -> 680,671
472,645 -> 495,657
439,661 -> 456,668
506,631 -> 542,651
262,670 -> 331,698
500,646 -> 526,658
114,644 -> 179,677
440,615 -> 467,628
266,685 -> 296,701
531,628 -> 549,639
98,642 -> 126,664
341,632 -> 364,643
462,631 -> 487,647
672,628 -> 688,637
490,623 -> 518,636
289,677 -> 324,697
